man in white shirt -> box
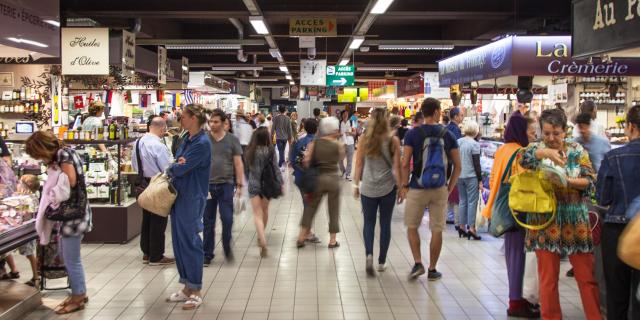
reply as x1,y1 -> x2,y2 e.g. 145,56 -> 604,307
573,100 -> 607,138
339,110 -> 356,180
132,116 -> 174,266
233,112 -> 253,151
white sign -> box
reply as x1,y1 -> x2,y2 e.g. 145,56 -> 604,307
299,36 -> 315,48
424,72 -> 449,99
181,57 -> 189,85
122,30 -> 136,77
300,59 -> 327,86
158,46 -> 167,84
547,83 -> 568,104
61,28 -> 109,75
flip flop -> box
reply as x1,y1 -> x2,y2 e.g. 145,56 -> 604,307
328,242 -> 340,248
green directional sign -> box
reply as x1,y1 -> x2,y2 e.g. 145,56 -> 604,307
326,65 -> 354,86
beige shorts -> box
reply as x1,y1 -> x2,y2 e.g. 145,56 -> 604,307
404,187 -> 449,232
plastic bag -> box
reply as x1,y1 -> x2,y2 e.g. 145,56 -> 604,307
233,195 -> 246,215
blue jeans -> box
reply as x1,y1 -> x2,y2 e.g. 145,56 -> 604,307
203,183 -> 235,260
457,177 -> 479,227
171,196 -> 206,291
276,139 -> 288,167
60,235 -> 86,295
361,188 -> 396,264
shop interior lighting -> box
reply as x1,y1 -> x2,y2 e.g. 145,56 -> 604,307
358,66 -> 408,71
285,75 -> 292,80
269,49 -> 282,59
289,81 -> 295,85
339,58 -> 350,66
370,0 -> 395,14
249,16 -> 269,35
43,20 -> 60,27
6,37 -> 48,48
349,36 -> 365,50
211,66 -> 263,71
378,44 -> 454,50
166,44 -> 241,50
279,65 -> 289,72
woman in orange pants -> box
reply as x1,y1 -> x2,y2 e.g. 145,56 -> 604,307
518,109 -> 602,320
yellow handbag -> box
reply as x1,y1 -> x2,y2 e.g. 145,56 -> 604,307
508,170 -> 557,230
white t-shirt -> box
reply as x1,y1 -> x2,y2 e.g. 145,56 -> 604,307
340,120 -> 355,145
571,120 -> 606,139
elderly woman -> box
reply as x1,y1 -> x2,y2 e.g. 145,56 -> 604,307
518,108 -> 601,320
297,117 -> 344,248
456,120 -> 483,240
165,104 -> 212,310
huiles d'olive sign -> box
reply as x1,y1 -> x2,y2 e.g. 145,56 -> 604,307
61,28 -> 109,75
572,0 -> 640,58
438,36 -> 640,86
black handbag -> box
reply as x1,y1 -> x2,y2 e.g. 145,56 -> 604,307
261,149 -> 283,199
44,151 -> 88,221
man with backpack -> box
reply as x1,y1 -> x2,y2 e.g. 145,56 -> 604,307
399,98 -> 461,280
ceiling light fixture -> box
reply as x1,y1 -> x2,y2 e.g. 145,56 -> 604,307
249,16 -> 269,35
279,65 -> 289,72
285,75 -> 292,80
211,66 -> 264,71
378,44 -> 455,50
349,36 -> 365,50
269,48 -> 282,58
289,81 -> 295,85
166,44 -> 242,50
6,37 -> 48,48
370,0 -> 395,14
358,66 -> 408,71
339,58 -> 350,66
43,20 -> 60,27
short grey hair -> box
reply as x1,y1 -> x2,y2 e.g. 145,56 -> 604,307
540,109 -> 568,130
462,120 -> 479,137
150,117 -> 167,128
319,117 -> 340,136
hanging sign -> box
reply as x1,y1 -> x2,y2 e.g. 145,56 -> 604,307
122,30 -> 135,77
181,57 -> 189,85
157,46 -> 167,84
61,27 -> 109,75
326,65 -> 354,86
289,17 -> 337,37
572,0 -> 640,58
397,73 -> 424,97
300,59 -> 327,86
299,36 -> 316,48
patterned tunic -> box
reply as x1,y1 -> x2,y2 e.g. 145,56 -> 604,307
518,141 -> 595,256
56,147 -> 92,237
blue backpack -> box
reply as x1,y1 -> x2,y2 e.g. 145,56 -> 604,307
416,126 -> 449,189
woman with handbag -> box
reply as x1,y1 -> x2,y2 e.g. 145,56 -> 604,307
165,104 -> 211,310
25,131 -> 91,315
518,109 -> 602,320
482,113 -> 540,318
246,127 -> 283,258
352,107 -> 401,275
296,117 -> 344,249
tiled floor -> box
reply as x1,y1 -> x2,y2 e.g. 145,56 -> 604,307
15,173 -> 587,320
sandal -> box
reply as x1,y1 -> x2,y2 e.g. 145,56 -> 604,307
55,298 -> 85,315
328,242 -> 340,248
8,271 -> 19,279
296,240 -> 306,248
305,234 -> 321,243
182,295 -> 203,310
166,290 -> 190,303
25,278 -> 40,287
260,246 -> 268,258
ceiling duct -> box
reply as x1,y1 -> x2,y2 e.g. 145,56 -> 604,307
229,18 -> 248,63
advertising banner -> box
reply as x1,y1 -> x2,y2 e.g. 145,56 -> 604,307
61,28 -> 109,75
438,37 -> 513,87
396,74 -> 424,97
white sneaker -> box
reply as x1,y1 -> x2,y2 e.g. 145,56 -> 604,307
377,264 -> 387,272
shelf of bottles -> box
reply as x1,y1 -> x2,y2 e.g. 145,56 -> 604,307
575,76 -> 628,84
0,87 -> 43,115
57,119 -> 141,142
578,91 -> 627,105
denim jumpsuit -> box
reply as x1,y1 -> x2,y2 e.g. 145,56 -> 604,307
168,130 -> 211,291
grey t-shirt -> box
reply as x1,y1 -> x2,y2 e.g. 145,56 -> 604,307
361,138 -> 396,198
209,133 -> 243,184
457,136 -> 481,179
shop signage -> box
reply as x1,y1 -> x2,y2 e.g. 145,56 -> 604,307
573,0 -> 640,58
439,36 -> 640,86
326,65 -> 354,86
0,56 -> 60,64
423,72 -> 450,98
61,28 -> 109,75
157,46 -> 167,84
181,57 -> 189,85
299,36 -> 315,48
397,74 -> 424,97
0,0 -> 60,57
289,17 -> 337,37
122,30 -> 135,76
368,80 -> 396,100
300,59 -> 327,86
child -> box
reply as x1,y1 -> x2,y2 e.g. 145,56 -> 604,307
16,174 -> 40,287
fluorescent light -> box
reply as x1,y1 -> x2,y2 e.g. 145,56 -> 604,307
279,65 -> 289,72
181,66 -> 189,71
339,58 -> 350,66
249,16 -> 269,35
165,44 -> 241,50
349,36 -> 365,49
285,75 -> 292,80
43,20 -> 60,27
371,0 -> 395,14
289,81 -> 295,85
378,44 -> 455,50
358,66 -> 407,71
6,37 -> 48,48
269,49 -> 282,58
211,66 -> 264,71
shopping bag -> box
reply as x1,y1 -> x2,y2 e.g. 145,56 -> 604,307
233,195 -> 246,215
137,173 -> 177,217
476,189 -> 489,233
489,151 -> 519,237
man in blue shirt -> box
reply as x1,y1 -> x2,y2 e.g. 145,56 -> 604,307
447,107 -> 463,139
574,113 -> 610,172
399,98 -> 461,281
132,116 -> 174,266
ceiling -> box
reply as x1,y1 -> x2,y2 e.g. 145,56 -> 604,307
61,0 -> 572,87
